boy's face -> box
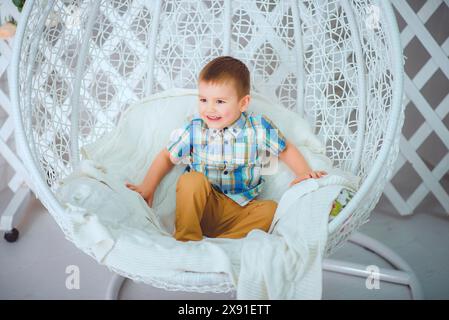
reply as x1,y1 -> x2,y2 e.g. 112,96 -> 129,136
198,80 -> 250,130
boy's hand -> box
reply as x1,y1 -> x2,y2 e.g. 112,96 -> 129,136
289,170 -> 327,187
126,182 -> 154,207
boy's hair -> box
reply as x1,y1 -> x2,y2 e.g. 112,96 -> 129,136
198,56 -> 250,99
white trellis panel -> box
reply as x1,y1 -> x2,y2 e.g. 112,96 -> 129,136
0,2 -> 34,233
386,0 -> 449,215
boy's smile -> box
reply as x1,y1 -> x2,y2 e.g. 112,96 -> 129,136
198,80 -> 250,129
205,114 -> 222,121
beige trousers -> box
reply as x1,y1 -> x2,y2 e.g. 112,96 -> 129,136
174,171 -> 277,241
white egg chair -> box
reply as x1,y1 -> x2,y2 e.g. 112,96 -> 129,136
10,0 -> 422,299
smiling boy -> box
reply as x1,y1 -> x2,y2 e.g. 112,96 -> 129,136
126,56 -> 326,241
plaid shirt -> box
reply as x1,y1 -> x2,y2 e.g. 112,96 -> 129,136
167,111 -> 287,206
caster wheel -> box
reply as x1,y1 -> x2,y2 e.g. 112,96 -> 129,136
4,228 -> 19,242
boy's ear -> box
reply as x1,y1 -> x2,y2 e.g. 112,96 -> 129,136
240,94 -> 251,112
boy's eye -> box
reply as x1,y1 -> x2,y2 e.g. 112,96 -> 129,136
199,98 -> 206,103
216,100 -> 225,104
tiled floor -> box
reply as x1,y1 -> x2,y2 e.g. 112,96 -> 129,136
1,193 -> 448,300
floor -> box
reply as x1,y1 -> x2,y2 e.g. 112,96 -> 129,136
1,191 -> 448,300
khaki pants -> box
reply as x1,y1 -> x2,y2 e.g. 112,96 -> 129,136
174,171 -> 277,242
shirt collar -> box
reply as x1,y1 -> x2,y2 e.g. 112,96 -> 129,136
206,112 -> 247,138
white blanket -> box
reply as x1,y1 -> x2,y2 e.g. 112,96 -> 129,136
238,176 -> 354,299
55,89 -> 360,299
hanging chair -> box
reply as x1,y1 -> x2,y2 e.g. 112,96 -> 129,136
10,0 -> 422,299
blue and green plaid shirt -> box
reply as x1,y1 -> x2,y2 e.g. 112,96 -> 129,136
167,111 -> 287,206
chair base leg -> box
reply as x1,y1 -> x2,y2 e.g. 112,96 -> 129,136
105,273 -> 126,300
324,232 -> 423,299
1,186 -> 31,242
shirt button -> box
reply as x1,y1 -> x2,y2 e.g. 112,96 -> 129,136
223,170 -> 228,175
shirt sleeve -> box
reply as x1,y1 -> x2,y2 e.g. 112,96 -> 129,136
166,122 -> 192,165
260,115 -> 287,156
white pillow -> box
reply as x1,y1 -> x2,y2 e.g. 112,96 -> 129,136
81,88 -> 332,233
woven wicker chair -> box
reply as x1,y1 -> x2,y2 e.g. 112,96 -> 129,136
10,0 -> 422,299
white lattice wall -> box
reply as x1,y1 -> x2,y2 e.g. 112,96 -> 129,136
380,0 -> 449,216
0,2 -> 20,197
0,1 -> 33,231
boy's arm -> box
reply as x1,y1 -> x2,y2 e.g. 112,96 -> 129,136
141,148 -> 175,193
126,148 -> 175,206
278,140 -> 327,186
278,140 -> 312,174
